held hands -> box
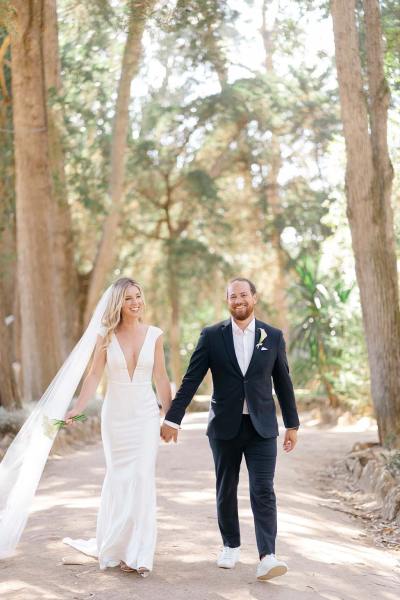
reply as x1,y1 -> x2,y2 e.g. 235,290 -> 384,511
160,423 -> 178,443
283,429 -> 298,453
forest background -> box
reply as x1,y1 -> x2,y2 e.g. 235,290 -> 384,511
0,0 -> 399,447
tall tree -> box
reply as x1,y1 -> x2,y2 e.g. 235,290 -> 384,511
10,0 -> 64,400
0,29 -> 20,408
83,0 -> 157,325
124,98 -> 230,383
330,0 -> 400,446
173,0 -> 234,88
43,0 -> 80,350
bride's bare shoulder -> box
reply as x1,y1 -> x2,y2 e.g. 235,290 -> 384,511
148,324 -> 163,336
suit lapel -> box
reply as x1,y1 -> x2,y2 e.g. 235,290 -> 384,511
244,320 -> 263,376
221,320 -> 243,376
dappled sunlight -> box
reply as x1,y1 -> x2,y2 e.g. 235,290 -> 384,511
332,418 -> 378,434
32,485 -> 100,511
155,413 -> 400,600
2,413 -> 399,600
32,489 -> 100,512
277,489 -> 321,506
58,497 -> 100,510
0,581 -> 62,600
33,476 -> 101,493
2,0 -> 399,596
156,522 -> 187,531
278,510 -> 357,539
285,533 -> 397,568
173,489 -> 215,503
172,553 -> 213,564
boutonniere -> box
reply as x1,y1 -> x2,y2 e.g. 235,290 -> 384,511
256,327 -> 268,349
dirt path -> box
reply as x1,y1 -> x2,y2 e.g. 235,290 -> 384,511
1,412 -> 399,600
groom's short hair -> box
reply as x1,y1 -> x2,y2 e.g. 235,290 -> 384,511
227,277 -> 257,297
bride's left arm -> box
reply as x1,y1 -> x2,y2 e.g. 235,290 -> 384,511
153,334 -> 172,414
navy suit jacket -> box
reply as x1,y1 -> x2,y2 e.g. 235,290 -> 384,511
165,318 -> 300,440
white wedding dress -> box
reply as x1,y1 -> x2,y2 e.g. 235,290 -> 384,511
63,325 -> 162,571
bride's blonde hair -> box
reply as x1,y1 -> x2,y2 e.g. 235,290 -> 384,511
101,277 -> 145,348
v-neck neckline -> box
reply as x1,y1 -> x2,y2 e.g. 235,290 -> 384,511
113,326 -> 151,382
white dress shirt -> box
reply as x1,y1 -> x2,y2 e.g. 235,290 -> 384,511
231,317 -> 256,414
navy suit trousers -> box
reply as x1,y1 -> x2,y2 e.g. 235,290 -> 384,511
208,415 -> 277,557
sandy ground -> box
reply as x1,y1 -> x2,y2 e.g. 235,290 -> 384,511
1,412 -> 399,600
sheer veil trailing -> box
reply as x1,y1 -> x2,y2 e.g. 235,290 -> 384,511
0,285 -> 113,558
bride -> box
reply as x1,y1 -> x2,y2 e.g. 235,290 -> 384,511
63,277 -> 172,576
0,277 -> 171,577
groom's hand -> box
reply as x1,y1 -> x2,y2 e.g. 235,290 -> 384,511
283,429 -> 297,452
161,423 -> 178,443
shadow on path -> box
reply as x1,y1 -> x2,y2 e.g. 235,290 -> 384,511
1,413 -> 399,600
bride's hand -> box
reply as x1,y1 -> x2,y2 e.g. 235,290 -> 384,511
65,408 -> 80,425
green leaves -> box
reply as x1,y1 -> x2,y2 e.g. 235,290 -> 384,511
42,413 -> 87,439
381,0 -> 400,92
289,256 -> 357,406
184,169 -> 218,201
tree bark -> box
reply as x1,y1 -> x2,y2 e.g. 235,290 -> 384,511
166,245 -> 181,386
10,0 -> 64,401
0,298 -> 21,409
0,83 -> 21,409
330,0 -> 400,446
83,0 -> 156,325
204,17 -> 228,88
43,0 -> 79,350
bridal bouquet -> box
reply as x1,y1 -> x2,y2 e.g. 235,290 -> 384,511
43,413 -> 87,439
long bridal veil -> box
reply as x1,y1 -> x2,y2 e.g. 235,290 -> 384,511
0,285 -> 113,558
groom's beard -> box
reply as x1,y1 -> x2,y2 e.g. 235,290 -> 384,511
229,304 -> 253,321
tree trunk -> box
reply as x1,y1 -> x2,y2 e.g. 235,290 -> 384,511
83,0 -> 156,325
261,0 -> 290,340
0,82 -> 21,409
43,0 -> 79,350
10,0 -> 63,401
166,245 -> 181,386
0,297 -> 21,409
330,0 -> 400,446
319,341 -> 340,408
204,18 -> 228,88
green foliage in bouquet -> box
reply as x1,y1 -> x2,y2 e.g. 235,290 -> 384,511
43,413 -> 87,439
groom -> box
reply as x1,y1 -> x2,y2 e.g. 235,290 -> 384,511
161,277 -> 299,581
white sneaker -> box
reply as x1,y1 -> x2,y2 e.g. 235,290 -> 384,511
217,546 -> 240,569
256,554 -> 288,581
